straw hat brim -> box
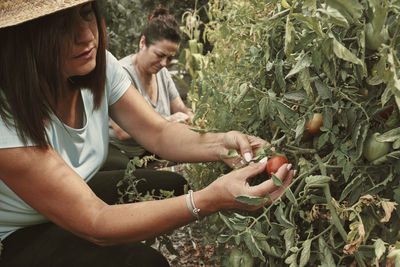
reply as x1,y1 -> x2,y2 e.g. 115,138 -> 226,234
0,0 -> 93,29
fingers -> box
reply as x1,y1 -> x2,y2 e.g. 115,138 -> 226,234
232,133 -> 253,162
249,163 -> 294,200
234,157 -> 268,181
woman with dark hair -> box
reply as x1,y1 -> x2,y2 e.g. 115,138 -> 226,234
108,6 -> 194,160
0,1 -> 295,266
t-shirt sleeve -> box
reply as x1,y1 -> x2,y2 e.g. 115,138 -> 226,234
105,51 -> 132,105
0,119 -> 34,148
162,69 -> 180,101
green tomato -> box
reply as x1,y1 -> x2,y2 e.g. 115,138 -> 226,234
363,133 -> 391,162
229,248 -> 254,267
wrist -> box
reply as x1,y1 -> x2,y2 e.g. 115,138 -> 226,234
191,187 -> 220,217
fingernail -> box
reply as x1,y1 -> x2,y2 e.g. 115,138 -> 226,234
293,170 -> 297,176
259,157 -> 268,164
240,160 -> 245,165
244,152 -> 252,162
287,164 -> 292,170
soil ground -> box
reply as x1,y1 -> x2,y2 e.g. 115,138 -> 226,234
152,163 -> 221,267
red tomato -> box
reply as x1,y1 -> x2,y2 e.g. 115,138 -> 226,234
305,113 -> 323,136
266,155 -> 288,177
378,106 -> 394,120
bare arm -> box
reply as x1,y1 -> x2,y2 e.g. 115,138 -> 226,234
110,119 -> 131,141
168,97 -> 195,123
0,146 -> 293,246
109,85 -> 259,163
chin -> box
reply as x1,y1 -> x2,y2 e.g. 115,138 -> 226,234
75,63 -> 96,76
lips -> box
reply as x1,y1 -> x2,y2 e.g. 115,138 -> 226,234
74,47 -> 96,59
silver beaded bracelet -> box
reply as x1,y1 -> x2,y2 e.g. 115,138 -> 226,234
185,190 -> 201,221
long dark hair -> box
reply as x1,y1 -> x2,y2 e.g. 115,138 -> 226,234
0,1 -> 107,147
139,6 -> 182,49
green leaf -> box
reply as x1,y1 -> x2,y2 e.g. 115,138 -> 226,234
235,195 -> 265,206
318,236 -> 336,266
220,149 -> 239,159
317,6 -> 349,28
299,68 -> 313,99
259,96 -> 269,120
284,253 -> 298,266
283,228 -> 296,254
286,54 -> 311,79
342,161 -> 354,182
275,204 -> 295,228
325,0 -> 363,21
340,174 -> 363,201
331,36 -> 364,69
364,174 -> 394,195
285,187 -> 297,205
299,239 -> 312,267
284,17 -> 295,57
376,127 -> 400,142
315,80 -> 332,100
305,175 -> 331,185
232,223 -> 248,231
394,138 -> 400,150
249,229 -> 268,240
244,232 -> 266,261
271,173 -> 284,187
284,90 -> 308,101
219,212 -> 234,231
217,234 -> 232,243
303,0 -> 316,11
374,238 -> 386,260
371,151 -> 400,165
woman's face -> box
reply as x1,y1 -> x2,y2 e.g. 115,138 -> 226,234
139,38 -> 179,74
63,3 -> 99,78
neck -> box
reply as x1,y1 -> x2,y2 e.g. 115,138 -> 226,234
56,86 -> 83,128
132,53 -> 153,83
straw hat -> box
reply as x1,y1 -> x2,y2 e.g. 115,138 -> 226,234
0,0 -> 93,29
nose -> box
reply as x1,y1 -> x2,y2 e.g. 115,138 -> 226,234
160,57 -> 168,67
74,20 -> 94,44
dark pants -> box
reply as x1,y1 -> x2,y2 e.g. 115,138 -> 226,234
0,168 -> 188,267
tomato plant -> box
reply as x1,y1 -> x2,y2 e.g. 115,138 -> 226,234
363,132 -> 391,162
229,248 -> 254,267
305,113 -> 323,136
184,0 -> 400,266
266,155 -> 288,177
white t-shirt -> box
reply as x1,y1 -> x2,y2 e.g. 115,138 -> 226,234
0,51 -> 131,240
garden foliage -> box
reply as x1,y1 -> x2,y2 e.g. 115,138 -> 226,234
186,0 -> 400,266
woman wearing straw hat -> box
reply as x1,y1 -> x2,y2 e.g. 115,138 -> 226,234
0,1 -> 295,266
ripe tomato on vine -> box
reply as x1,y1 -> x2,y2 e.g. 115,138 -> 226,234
266,155 -> 288,177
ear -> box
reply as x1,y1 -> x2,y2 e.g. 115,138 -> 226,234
139,36 -> 146,50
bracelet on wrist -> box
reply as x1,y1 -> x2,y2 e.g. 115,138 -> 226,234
185,190 -> 201,221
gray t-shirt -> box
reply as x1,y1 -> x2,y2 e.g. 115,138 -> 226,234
108,54 -> 180,157
119,54 -> 179,117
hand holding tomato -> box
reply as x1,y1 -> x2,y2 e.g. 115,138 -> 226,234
206,157 -> 294,211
